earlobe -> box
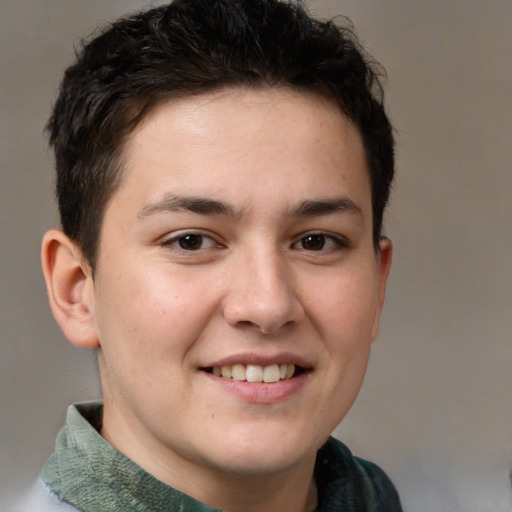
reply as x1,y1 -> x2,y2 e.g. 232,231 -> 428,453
41,229 -> 99,349
371,237 -> 393,341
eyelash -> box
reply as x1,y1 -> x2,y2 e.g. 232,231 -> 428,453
161,231 -> 350,253
292,232 -> 350,252
161,231 -> 220,251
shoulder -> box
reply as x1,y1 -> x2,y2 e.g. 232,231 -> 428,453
316,437 -> 402,512
5,477 -> 80,512
352,454 -> 402,509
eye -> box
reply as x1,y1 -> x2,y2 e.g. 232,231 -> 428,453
164,232 -> 218,251
300,234 -> 327,251
293,233 -> 348,251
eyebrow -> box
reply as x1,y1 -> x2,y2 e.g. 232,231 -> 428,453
291,198 -> 364,220
138,194 -> 363,222
138,195 -> 237,219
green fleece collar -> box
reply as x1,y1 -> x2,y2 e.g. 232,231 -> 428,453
42,402 -> 218,512
42,402 -> 401,512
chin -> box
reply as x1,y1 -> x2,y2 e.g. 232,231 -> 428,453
205,424 -> 318,476
211,450 -> 306,478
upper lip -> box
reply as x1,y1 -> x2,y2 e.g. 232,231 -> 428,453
202,352 -> 313,369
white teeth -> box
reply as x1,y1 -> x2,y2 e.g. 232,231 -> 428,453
263,364 -> 280,383
246,364 -> 263,383
210,363 -> 297,382
232,364 -> 246,381
221,366 -> 232,378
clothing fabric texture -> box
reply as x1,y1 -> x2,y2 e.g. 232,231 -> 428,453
12,402 -> 402,511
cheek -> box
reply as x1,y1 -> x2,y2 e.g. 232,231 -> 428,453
311,271 -> 378,344
95,264 -> 219,361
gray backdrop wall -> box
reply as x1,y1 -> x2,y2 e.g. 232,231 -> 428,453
1,1 -> 511,511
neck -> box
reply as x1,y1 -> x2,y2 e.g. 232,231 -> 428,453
175,462 -> 318,512
101,417 -> 318,511
100,397 -> 319,512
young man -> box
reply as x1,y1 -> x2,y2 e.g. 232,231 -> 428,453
20,0 -> 401,510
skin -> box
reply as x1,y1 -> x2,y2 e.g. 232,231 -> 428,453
42,87 -> 392,512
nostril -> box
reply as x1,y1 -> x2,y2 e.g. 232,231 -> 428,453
221,265 -> 304,334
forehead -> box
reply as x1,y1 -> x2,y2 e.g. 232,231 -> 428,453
115,87 -> 371,217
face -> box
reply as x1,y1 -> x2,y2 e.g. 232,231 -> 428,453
90,88 -> 391,487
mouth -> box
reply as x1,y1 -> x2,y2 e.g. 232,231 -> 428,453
201,363 -> 307,383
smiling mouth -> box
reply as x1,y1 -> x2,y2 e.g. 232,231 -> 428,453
202,363 -> 306,383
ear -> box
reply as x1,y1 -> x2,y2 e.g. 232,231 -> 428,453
41,229 -> 99,349
371,236 -> 393,341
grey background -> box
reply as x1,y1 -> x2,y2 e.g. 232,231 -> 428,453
1,1 -> 511,511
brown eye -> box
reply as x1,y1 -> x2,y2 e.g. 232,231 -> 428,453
178,234 -> 204,250
164,232 -> 219,252
301,234 -> 326,250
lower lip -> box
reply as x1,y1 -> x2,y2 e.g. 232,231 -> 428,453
201,371 -> 310,404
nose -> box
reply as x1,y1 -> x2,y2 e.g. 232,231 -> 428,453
222,246 -> 304,334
